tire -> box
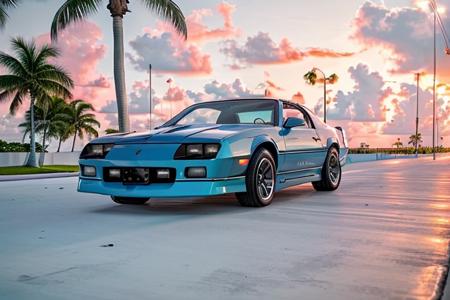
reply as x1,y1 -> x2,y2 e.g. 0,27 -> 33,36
235,148 -> 276,207
312,147 -> 341,191
111,196 -> 150,205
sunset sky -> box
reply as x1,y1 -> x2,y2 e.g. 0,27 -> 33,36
0,0 -> 449,150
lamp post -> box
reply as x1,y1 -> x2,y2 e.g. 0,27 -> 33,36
149,64 -> 152,130
433,2 -> 437,160
414,73 -> 421,156
428,0 -> 450,159
313,68 -> 328,123
304,68 -> 338,123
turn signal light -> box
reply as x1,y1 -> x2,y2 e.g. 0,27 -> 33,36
239,159 -> 250,166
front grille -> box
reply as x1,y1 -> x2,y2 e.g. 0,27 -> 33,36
103,167 -> 176,184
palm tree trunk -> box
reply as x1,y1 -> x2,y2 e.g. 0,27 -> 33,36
57,137 -> 62,152
71,130 -> 77,152
112,15 -> 130,132
26,95 -> 38,167
39,127 -> 47,166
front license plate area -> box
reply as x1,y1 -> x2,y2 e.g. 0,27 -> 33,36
122,168 -> 150,185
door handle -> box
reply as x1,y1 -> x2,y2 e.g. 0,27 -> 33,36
312,137 -> 321,142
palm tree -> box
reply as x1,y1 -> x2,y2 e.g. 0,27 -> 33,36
19,97 -> 71,161
66,99 -> 100,152
0,38 -> 73,167
0,0 -> 18,29
408,133 -> 423,149
393,138 -> 403,149
51,0 -> 187,133
56,117 -> 72,152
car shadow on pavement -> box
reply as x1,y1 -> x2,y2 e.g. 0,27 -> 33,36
89,185 -> 315,217
89,194 -> 247,217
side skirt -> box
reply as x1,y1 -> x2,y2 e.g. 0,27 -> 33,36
276,167 -> 322,191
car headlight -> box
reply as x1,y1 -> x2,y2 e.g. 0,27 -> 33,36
174,143 -> 221,159
80,143 -> 114,159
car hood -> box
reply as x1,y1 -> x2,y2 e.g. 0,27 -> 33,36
93,124 -> 267,144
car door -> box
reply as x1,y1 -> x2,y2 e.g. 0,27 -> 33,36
280,104 -> 325,173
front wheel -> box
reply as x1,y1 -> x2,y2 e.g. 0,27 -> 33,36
111,196 -> 150,205
312,147 -> 341,191
236,148 -> 276,207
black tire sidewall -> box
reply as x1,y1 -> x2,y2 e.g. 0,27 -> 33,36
246,149 -> 276,206
323,147 -> 341,189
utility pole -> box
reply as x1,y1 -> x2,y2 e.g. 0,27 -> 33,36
433,4 -> 437,160
414,73 -> 421,156
324,79 -> 327,123
149,64 -> 152,130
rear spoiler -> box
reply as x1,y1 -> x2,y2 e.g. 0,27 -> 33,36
334,126 -> 348,148
335,126 -> 348,166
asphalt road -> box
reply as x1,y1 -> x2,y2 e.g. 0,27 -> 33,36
1,156 -> 450,300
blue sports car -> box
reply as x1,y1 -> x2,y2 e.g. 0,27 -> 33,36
78,99 -> 348,207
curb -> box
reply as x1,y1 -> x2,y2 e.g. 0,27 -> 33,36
0,172 -> 79,182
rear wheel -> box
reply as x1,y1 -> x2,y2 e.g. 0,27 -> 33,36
312,147 -> 341,191
111,196 -> 150,205
236,148 -> 276,207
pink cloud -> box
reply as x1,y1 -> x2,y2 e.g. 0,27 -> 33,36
327,64 -> 390,122
127,32 -> 212,76
129,1 -> 239,76
221,32 -> 355,68
36,22 -> 115,110
186,1 -> 239,42
352,1 -> 450,77
291,92 -> 305,104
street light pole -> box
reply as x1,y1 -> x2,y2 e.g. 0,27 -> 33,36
414,73 -> 420,156
433,5 -> 437,160
149,64 -> 152,130
324,79 -> 327,123
313,68 -> 327,123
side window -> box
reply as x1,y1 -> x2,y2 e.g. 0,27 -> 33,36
282,104 -> 312,128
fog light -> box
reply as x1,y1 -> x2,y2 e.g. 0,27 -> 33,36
108,168 -> 121,178
186,167 -> 206,178
82,165 -> 96,177
156,169 -> 171,179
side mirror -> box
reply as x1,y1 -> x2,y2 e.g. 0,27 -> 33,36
283,117 -> 306,129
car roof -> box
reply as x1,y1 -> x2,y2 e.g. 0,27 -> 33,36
194,98 -> 304,108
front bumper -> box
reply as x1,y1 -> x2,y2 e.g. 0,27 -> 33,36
78,176 -> 246,198
77,143 -> 249,198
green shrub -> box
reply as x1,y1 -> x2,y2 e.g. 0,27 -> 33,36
349,147 -> 450,155
0,139 -> 44,152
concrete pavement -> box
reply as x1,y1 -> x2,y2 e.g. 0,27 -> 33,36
1,156 -> 450,299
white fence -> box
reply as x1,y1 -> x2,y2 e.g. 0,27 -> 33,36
0,152 -> 81,167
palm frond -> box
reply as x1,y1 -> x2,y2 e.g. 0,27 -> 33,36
0,0 -> 18,29
1,1 -> 19,8
0,52 -> 28,76
140,0 -> 187,39
37,65 -> 74,90
51,0 -> 103,41
10,37 -> 36,72
37,79 -> 73,99
34,44 -> 60,66
0,74 -> 23,90
9,89 -> 25,114
0,89 -> 15,103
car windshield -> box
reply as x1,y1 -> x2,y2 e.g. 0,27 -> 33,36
165,100 -> 277,126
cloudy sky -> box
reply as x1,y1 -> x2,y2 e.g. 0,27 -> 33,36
0,0 -> 449,150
